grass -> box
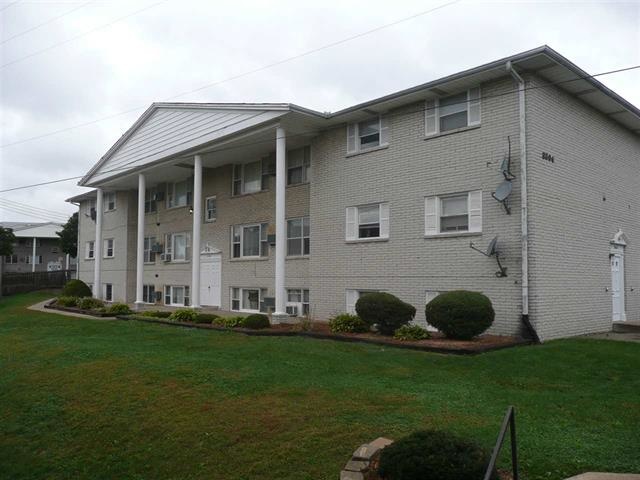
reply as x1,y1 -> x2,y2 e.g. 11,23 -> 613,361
1,292 -> 639,480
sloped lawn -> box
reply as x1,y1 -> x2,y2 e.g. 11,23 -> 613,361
1,292 -> 639,480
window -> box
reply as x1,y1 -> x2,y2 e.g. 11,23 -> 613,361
231,287 -> 261,312
346,116 -> 389,154
103,283 -> 113,302
286,289 -> 310,316
85,241 -> 95,259
167,179 -> 192,209
287,217 -> 310,256
104,192 -> 116,211
287,147 -> 311,185
145,187 -> 157,213
424,191 -> 482,236
164,285 -> 190,306
232,158 -> 272,195
26,255 -> 43,264
346,289 -> 379,315
164,232 -> 191,262
345,203 -> 389,241
143,236 -> 156,263
425,87 -> 481,136
143,284 -> 156,303
86,199 -> 96,218
4,254 -> 18,264
231,223 -> 268,258
205,196 -> 217,222
104,238 -> 114,258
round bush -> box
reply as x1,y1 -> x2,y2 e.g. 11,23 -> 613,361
425,290 -> 494,340
141,310 -> 172,318
328,313 -> 369,333
394,324 -> 430,341
169,308 -> 197,322
194,313 -> 219,324
106,303 -> 131,315
61,279 -> 92,298
56,296 -> 79,307
377,430 -> 498,480
78,297 -> 104,310
214,316 -> 245,328
355,292 -> 416,335
241,314 -> 270,329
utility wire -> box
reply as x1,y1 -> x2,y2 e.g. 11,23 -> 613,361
0,0 -> 92,45
0,203 -> 69,222
0,63 -> 638,194
0,0 -> 460,147
0,197 -> 70,217
0,0 -> 169,68
0,1 -> 20,13
0,204 -> 67,222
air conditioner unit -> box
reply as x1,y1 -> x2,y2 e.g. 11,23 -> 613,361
160,253 -> 171,262
150,243 -> 163,253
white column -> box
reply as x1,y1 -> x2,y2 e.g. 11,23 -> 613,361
65,253 -> 70,270
93,189 -> 103,299
191,155 -> 202,308
274,127 -> 286,316
31,237 -> 36,272
135,173 -> 146,308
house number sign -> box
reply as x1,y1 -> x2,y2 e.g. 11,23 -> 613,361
542,152 -> 555,163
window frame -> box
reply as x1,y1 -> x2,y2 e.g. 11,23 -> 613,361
232,159 -> 272,196
143,236 -> 156,263
230,287 -> 261,313
166,179 -> 192,209
286,217 -> 310,257
103,238 -> 114,258
26,255 -> 43,265
164,285 -> 190,307
165,232 -> 191,262
104,192 -> 116,212
204,195 -> 217,223
439,194 -> 470,233
4,254 -> 18,264
286,288 -> 310,316
231,223 -> 268,259
425,87 -> 481,137
103,283 -> 113,302
347,115 -> 389,155
286,147 -> 311,186
346,289 -> 379,315
345,203 -> 389,241
85,241 -> 95,259
142,284 -> 156,304
145,187 -> 158,214
424,190 -> 482,236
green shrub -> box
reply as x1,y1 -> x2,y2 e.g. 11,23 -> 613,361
106,303 -> 131,315
78,297 -> 104,310
328,313 -> 369,333
394,324 -> 430,341
56,296 -> 79,307
194,313 -> 219,324
355,292 -> 416,335
377,430 -> 498,480
169,309 -> 197,322
425,290 -> 494,340
241,314 -> 270,329
141,310 -> 172,318
61,279 -> 92,298
213,316 -> 245,328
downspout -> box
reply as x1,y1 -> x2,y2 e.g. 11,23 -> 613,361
506,61 -> 539,343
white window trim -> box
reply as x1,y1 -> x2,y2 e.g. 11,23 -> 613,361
143,236 -> 156,264
286,147 -> 311,186
204,195 -> 217,223
104,192 -> 116,212
85,241 -> 95,260
164,285 -> 190,307
424,290 -> 441,332
26,255 -> 43,265
145,187 -> 158,214
346,289 -> 379,315
424,190 -> 482,237
232,159 -> 271,196
103,283 -> 113,302
346,115 -> 390,155
425,87 -> 481,137
166,179 -> 192,210
231,223 -> 268,259
286,217 -> 310,257
230,287 -> 262,313
345,203 -> 390,241
286,288 -> 310,317
142,284 -> 156,304
165,232 -> 190,263
103,238 -> 115,258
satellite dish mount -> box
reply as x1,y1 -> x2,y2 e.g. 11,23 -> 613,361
470,236 -> 507,277
491,136 -> 516,215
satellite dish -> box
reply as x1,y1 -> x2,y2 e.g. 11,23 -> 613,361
492,180 -> 513,214
469,236 -> 507,277
486,236 -> 498,256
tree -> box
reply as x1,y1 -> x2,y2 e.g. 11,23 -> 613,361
56,212 -> 78,258
0,227 -> 17,299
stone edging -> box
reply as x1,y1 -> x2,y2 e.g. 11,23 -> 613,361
340,437 -> 393,480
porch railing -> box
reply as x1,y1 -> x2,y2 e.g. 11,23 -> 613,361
484,406 -> 519,480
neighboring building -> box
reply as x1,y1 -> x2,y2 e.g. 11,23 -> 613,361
0,222 -> 76,273
68,46 -> 639,341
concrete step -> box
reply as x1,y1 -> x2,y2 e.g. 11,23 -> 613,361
612,321 -> 640,333
565,473 -> 640,480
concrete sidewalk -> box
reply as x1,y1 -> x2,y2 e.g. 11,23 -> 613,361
566,474 -> 640,480
28,298 -> 116,320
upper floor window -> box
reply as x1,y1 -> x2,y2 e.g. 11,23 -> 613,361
287,217 -> 310,256
145,187 -> 158,213
85,241 -> 95,259
347,116 -> 390,155
86,199 -> 96,219
164,232 -> 191,262
104,192 -> 116,212
231,223 -> 268,258
425,87 -> 481,136
26,255 -> 43,264
143,236 -> 156,263
287,147 -> 311,185
205,196 -> 217,222
167,180 -> 192,209
103,238 -> 114,258
232,158 -> 273,195
345,203 -> 389,241
424,190 -> 482,236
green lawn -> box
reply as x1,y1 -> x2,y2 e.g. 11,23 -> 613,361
1,293 -> 639,480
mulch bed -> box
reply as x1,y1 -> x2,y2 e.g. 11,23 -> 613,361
119,314 -> 531,355
44,299 -> 113,317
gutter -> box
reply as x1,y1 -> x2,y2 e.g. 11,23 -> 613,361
506,61 -> 540,344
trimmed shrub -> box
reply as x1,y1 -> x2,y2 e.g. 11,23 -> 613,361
213,316 -> 245,328
394,324 -> 430,341
106,303 -> 131,315
377,430 -> 498,480
61,279 -> 92,298
78,297 -> 104,310
355,292 -> 416,335
56,296 -> 79,307
141,310 -> 172,319
169,309 -> 197,322
241,314 -> 270,330
425,290 -> 494,340
328,313 -> 369,333
194,313 -> 219,324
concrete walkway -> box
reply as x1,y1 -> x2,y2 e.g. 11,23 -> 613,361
566,474 -> 640,480
584,331 -> 640,343
28,298 -> 116,320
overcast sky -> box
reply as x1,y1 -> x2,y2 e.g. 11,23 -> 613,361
0,0 -> 638,224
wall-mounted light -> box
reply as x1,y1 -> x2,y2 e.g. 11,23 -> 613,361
189,207 -> 193,214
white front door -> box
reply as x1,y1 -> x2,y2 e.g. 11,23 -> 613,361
611,253 -> 625,322
200,254 -> 221,307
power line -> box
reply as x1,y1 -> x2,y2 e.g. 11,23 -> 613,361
0,0 -> 169,68
0,204 -> 66,222
0,0 -> 460,148
0,0 -> 92,45
0,197 -> 70,217
0,63 -> 638,194
0,203 -> 69,222
0,1 -> 20,13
